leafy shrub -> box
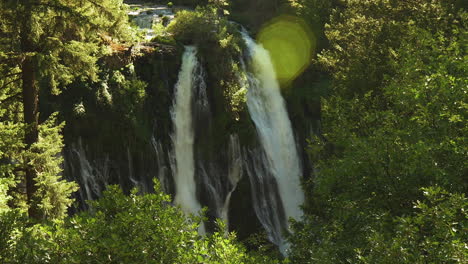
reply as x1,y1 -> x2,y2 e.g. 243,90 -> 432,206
0,180 -> 281,263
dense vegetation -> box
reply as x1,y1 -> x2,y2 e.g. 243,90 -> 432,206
1,0 -> 466,263
288,0 -> 467,263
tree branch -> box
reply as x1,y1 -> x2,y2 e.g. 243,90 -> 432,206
0,92 -> 22,105
0,66 -> 21,78
0,77 -> 20,91
0,53 -> 24,65
2,72 -> 21,79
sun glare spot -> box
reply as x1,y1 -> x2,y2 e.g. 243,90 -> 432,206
257,15 -> 316,86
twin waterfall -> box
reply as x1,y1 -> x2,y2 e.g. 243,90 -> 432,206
170,36 -> 304,254
69,33 -> 305,255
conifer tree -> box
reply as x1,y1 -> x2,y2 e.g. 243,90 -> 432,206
0,0 -> 133,219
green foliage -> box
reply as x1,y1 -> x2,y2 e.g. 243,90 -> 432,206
0,65 -> 22,122
0,113 -> 77,220
0,51 -> 24,213
181,220 -> 281,264
0,0 -> 136,219
107,66 -> 148,120
161,15 -> 171,26
287,0 -> 334,50
64,62 -> 152,155
359,187 -> 467,264
168,7 -> 222,45
0,210 -> 29,263
208,0 -> 231,15
164,0 -> 208,8
0,0 -> 135,92
2,0 -> 465,262
55,182 -> 199,263
289,188 -> 468,264
244,231 -> 284,260
0,122 -> 24,212
318,0 -> 464,97
289,1 -> 467,263
167,3 -> 244,62
152,21 -> 169,39
0,181 -> 280,263
27,113 -> 78,220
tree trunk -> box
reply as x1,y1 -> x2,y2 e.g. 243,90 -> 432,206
21,55 -> 40,219
21,0 -> 40,219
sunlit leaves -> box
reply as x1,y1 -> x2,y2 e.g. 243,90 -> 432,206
0,181 -> 279,263
359,187 -> 468,264
290,1 -> 467,263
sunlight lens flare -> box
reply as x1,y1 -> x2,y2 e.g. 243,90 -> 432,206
257,15 -> 316,86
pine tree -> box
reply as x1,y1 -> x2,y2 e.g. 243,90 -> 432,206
0,0 -> 134,219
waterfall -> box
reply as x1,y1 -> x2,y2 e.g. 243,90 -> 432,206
244,147 -> 286,249
190,59 -> 221,222
171,46 -> 205,234
220,134 -> 243,227
64,27 -> 306,255
242,33 -> 305,253
69,138 -> 109,206
127,148 -> 138,189
150,136 -> 171,193
188,55 -> 242,230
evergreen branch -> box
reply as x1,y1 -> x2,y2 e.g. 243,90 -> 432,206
0,92 -> 21,105
0,77 -> 20,91
31,1 -> 94,27
0,53 -> 24,65
0,66 -> 21,78
88,0 -> 115,19
2,71 -> 21,79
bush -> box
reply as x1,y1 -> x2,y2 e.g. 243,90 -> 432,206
0,180 -> 281,263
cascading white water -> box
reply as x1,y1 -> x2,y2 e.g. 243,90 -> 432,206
150,136 -> 170,193
128,4 -> 175,40
70,138 -> 109,204
220,134 -> 243,227
189,60 -> 242,229
127,148 -> 150,193
71,141 -> 97,202
242,33 -> 305,253
244,147 -> 286,250
171,46 -> 205,234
